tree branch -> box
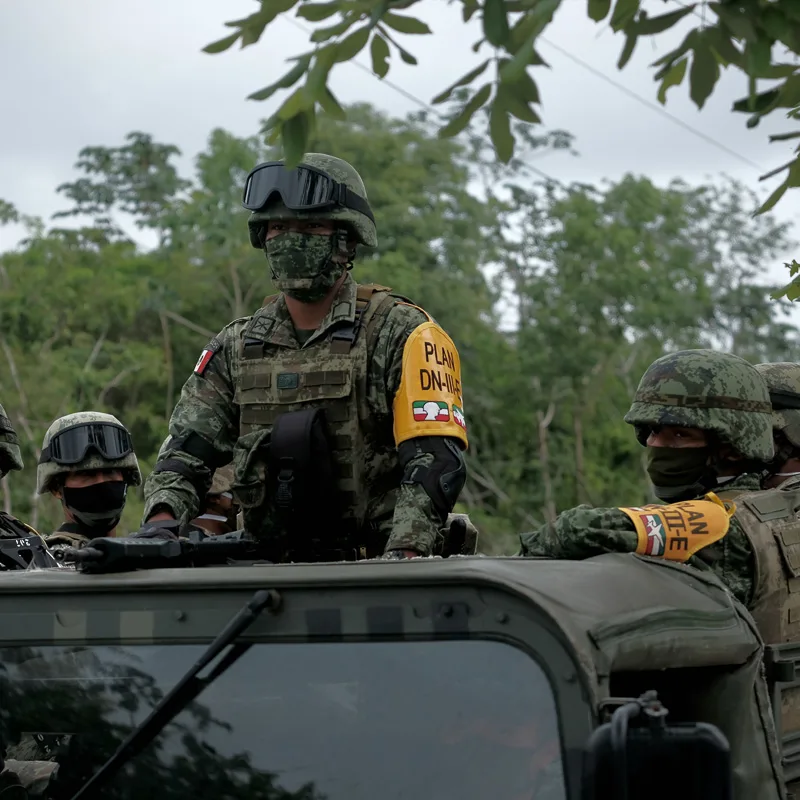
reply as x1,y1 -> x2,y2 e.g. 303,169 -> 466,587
161,310 -> 215,339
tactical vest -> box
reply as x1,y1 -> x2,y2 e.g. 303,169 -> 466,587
234,283 -> 405,549
717,479 -> 800,752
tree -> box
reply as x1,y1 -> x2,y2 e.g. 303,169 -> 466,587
204,0 -> 800,219
0,104 -> 796,552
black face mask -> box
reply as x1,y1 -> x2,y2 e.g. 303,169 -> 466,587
62,481 -> 127,537
645,446 -> 716,502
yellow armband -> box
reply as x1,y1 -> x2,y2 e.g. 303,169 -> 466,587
392,321 -> 468,449
618,492 -> 735,562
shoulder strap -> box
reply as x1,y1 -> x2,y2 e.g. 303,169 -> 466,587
262,293 -> 279,307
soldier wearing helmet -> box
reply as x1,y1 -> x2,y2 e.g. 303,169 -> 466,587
39,412 -> 142,548
520,350 -> 774,609
0,403 -> 56,570
754,362 -> 800,488
142,153 -> 469,561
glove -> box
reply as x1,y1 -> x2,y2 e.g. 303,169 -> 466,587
44,532 -> 89,549
130,519 -> 182,541
439,513 -> 479,556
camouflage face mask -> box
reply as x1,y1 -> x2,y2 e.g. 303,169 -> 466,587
646,445 -> 715,502
265,232 -> 345,303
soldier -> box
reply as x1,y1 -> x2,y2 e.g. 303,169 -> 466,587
191,464 -> 241,536
0,402 -> 50,562
755,362 -> 800,489
39,412 -> 142,548
519,349 -> 773,608
141,153 -> 469,561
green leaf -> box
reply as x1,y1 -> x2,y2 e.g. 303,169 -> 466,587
277,87 -> 314,120
657,57 -> 688,104
240,0 -> 300,46
732,88 -> 780,114
746,38 -> 772,77
438,83 -> 492,138
431,59 -> 490,105
689,39 -> 720,109
513,70 -> 541,104
496,82 -> 541,124
462,0 -> 480,23
202,32 -> 240,54
281,112 -> 312,166
311,17 -> 355,42
482,0 -> 511,47
632,6 -> 693,35
587,0 -> 611,23
370,33 -> 391,78
610,0 -> 639,32
760,8 -> 788,42
502,0 -> 558,80
705,27 -> 742,67
617,31 -> 637,69
333,25 -> 371,62
757,180 -> 788,214
652,29 -> 697,68
305,46 -> 337,97
247,56 -> 312,101
770,131 -> 800,143
398,46 -> 417,64
711,3 -> 757,41
489,96 -> 514,162
296,2 -> 340,22
382,11 -> 431,35
318,86 -> 346,120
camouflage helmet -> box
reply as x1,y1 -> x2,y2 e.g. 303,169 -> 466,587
209,464 -> 235,497
0,402 -> 23,478
755,362 -> 800,449
624,349 -> 773,462
247,153 -> 378,248
37,411 -> 142,494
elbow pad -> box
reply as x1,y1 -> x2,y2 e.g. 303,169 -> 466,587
397,436 -> 467,522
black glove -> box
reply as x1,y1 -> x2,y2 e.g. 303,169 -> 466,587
130,519 -> 182,541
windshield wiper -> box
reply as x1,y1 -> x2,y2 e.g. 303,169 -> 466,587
69,588 -> 280,800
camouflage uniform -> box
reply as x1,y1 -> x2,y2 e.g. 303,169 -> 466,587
520,350 -> 774,608
39,412 -> 142,547
144,154 -> 469,559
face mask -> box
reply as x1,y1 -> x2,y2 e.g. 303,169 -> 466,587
62,481 -> 127,537
265,232 -> 345,303
646,446 -> 715,502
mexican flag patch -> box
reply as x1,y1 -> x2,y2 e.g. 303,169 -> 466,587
194,349 -> 214,376
453,405 -> 466,430
412,400 -> 450,422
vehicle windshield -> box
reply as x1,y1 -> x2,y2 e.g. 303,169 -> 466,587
0,639 -> 565,799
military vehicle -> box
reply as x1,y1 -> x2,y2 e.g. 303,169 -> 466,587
0,538 -> 791,799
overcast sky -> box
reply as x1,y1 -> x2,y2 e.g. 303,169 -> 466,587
1,0 -> 798,289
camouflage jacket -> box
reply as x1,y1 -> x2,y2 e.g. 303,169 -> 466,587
518,473 -> 762,607
143,275 -> 460,556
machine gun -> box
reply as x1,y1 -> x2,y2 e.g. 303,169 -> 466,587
51,530 -> 270,574
0,536 -> 61,571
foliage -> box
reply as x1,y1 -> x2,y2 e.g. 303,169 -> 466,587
203,0 -> 800,217
0,103 -> 795,552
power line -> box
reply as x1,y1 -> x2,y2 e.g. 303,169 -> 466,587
537,35 -> 765,173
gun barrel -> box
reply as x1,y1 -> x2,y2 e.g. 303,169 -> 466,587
52,546 -> 103,563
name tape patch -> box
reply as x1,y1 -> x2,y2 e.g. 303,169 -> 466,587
193,338 -> 222,377
393,321 -> 468,448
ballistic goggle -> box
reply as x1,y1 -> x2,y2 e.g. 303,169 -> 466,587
242,161 -> 374,222
39,423 -> 133,466
770,389 -> 800,411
